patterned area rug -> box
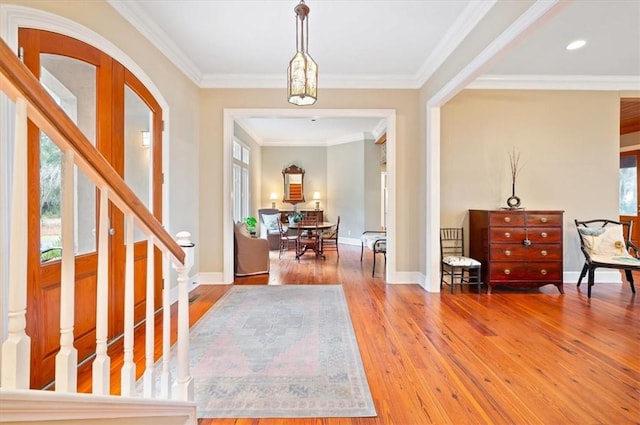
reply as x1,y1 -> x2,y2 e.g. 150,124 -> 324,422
180,285 -> 375,418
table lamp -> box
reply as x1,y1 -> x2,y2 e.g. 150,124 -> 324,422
313,192 -> 321,210
270,192 -> 278,209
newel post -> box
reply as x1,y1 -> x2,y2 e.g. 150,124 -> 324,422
172,231 -> 195,401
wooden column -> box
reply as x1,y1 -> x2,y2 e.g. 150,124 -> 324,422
1,98 -> 31,389
55,149 -> 78,392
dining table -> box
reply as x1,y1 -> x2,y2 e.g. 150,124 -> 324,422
286,221 -> 335,258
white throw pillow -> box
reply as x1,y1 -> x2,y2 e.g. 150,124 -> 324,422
580,225 -> 629,258
262,214 -> 280,232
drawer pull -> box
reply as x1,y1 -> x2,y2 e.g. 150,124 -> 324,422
540,217 -> 548,223
504,217 -> 511,223
504,250 -> 511,256
541,232 -> 548,238
504,269 -> 511,275
504,232 -> 511,238
540,250 -> 548,256
540,269 -> 547,276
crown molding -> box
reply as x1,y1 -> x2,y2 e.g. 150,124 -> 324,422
106,0 -> 203,86
416,0 -> 496,87
468,74 -> 640,91
427,0 -> 564,107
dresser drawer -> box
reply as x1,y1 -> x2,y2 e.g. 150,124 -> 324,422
526,213 -> 562,227
489,227 -> 562,243
489,262 -> 562,281
489,212 -> 525,227
490,244 -> 562,261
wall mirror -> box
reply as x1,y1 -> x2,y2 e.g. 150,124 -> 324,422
282,164 -> 305,205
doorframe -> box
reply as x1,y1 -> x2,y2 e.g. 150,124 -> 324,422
223,108 -> 396,284
0,4 -> 173,294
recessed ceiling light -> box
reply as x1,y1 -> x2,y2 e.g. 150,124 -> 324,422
566,39 -> 586,51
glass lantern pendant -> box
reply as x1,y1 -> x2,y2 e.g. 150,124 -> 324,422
287,0 -> 318,106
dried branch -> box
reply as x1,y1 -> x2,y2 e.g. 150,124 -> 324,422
509,148 -> 522,185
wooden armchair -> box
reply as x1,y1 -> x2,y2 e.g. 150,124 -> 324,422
575,219 -> 639,298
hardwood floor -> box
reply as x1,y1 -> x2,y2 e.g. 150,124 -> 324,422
83,244 -> 640,424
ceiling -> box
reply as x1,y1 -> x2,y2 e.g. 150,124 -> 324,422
108,0 -> 640,144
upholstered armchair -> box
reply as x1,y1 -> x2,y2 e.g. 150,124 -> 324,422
258,208 -> 282,250
234,222 -> 270,276
575,219 -> 639,297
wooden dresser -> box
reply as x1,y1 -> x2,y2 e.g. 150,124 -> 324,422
469,210 -> 564,294
280,209 -> 323,224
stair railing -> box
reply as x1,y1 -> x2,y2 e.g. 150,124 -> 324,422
0,35 -> 194,406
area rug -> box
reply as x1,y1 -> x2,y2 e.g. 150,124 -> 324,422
168,285 -> 376,418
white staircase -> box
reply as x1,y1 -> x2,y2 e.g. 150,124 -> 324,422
1,36 -> 197,424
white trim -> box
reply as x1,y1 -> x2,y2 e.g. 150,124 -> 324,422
469,75 -> 640,91
416,0 -> 497,87
106,0 -> 202,86
223,108 -> 396,284
563,271 -> 623,285
193,272 -> 227,285
429,0 -> 564,107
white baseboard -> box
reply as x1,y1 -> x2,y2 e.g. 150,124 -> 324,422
194,272 -> 226,285
563,270 -> 623,285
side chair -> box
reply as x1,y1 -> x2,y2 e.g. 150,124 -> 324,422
440,227 -> 482,293
277,216 -> 298,259
361,230 -> 387,277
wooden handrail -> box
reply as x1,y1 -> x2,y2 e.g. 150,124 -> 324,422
0,37 -> 185,265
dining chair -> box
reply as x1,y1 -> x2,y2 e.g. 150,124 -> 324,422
321,216 -> 340,257
296,216 -> 321,259
277,216 -> 299,259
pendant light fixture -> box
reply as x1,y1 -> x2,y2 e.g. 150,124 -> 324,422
287,0 -> 318,106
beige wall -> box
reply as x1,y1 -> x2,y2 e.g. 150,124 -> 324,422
441,89 -> 621,272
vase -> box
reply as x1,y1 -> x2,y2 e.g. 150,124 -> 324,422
506,183 -> 521,209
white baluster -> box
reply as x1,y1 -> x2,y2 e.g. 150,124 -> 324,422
172,231 -> 194,401
121,214 -> 136,396
1,98 -> 31,389
160,252 -> 171,399
143,236 -> 155,398
92,188 -> 110,395
55,149 -> 78,392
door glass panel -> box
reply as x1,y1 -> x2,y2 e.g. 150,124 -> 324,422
124,86 -> 153,242
39,54 -> 97,261
620,155 -> 637,215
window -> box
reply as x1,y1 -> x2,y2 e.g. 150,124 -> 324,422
232,139 -> 250,222
620,155 -> 637,215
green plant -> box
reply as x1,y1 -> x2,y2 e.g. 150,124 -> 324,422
243,216 -> 257,233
